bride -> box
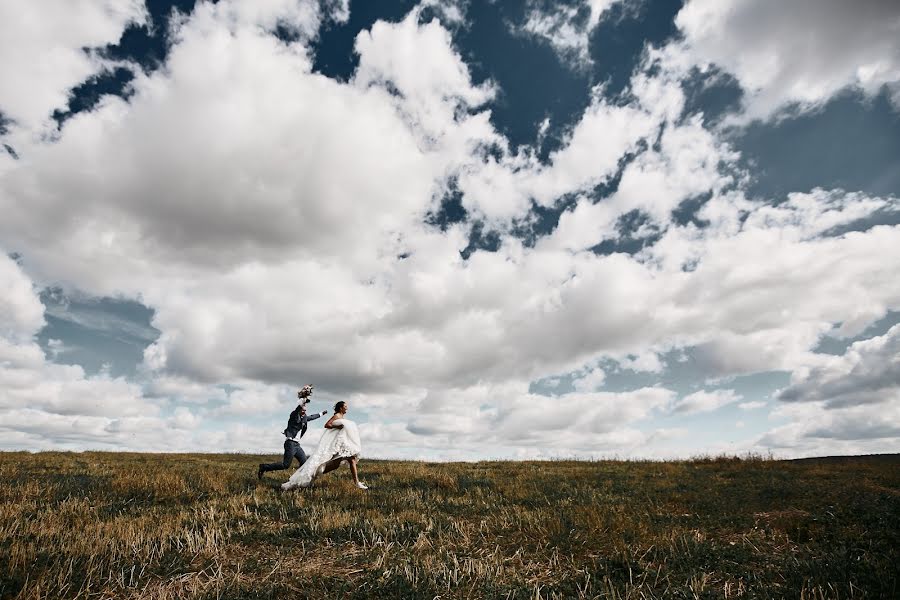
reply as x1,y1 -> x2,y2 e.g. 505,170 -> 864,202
281,401 -> 368,490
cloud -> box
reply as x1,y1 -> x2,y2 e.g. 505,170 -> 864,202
353,9 -> 500,171
544,112 -> 735,251
755,400 -> 900,457
216,383 -> 288,416
572,366 -> 606,391
738,401 -> 766,411
518,0 -> 624,67
776,325 -> 900,408
404,381 -> 676,452
671,389 -> 741,414
179,0 -> 349,43
462,44 -> 724,236
804,405 -> 900,440
0,0 -> 145,135
617,352 -> 664,374
418,0 -> 467,26
641,189 -> 900,378
144,375 -> 228,404
0,254 -> 156,420
7,86 -> 898,402
528,93 -> 660,205
1,2 -> 899,459
0,406 -> 281,452
0,253 -> 298,452
0,5 -> 501,285
0,255 -> 45,341
675,0 -> 900,121
754,324 -> 900,454
7,23 -> 428,274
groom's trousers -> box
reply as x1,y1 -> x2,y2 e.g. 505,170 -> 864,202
260,439 -> 307,473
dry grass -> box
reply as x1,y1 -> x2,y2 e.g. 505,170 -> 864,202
1,452 -> 898,599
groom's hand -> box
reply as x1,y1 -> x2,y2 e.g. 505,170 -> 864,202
321,410 -> 328,416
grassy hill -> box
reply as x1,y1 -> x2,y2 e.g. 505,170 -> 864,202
1,452 -> 898,599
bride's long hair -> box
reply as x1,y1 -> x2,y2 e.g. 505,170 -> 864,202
334,401 -> 346,414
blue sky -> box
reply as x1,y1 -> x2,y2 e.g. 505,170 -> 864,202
1,0 -> 899,459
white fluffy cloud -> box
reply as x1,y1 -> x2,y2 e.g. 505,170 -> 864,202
1,22 -> 430,279
355,10 -> 497,131
519,0 -> 624,67
777,325 -> 900,408
750,323 -> 900,456
144,375 -> 228,404
738,401 -> 766,411
0,254 -> 158,427
572,366 -> 606,391
545,113 -> 734,251
676,0 -> 900,121
1,1 -> 899,458
0,255 -> 45,342
617,352 -> 664,374
0,3 -> 503,287
0,253 -> 309,452
756,399 -> 900,457
0,0 -> 145,135
403,380 -> 676,453
671,389 -> 741,414
458,82 -> 667,223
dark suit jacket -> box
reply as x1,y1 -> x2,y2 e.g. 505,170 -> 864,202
283,405 -> 322,440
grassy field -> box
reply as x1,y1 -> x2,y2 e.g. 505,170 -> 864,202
1,452 -> 898,599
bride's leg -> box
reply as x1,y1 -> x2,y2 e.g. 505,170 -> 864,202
321,457 -> 343,474
348,457 -> 360,484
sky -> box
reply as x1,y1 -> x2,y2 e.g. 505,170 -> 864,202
1,0 -> 899,460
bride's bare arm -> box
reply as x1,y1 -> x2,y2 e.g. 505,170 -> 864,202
324,414 -> 343,429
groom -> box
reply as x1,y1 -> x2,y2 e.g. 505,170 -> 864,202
257,385 -> 327,480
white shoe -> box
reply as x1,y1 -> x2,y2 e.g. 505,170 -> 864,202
356,481 -> 368,489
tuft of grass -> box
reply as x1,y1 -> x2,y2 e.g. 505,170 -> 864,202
0,453 -> 897,599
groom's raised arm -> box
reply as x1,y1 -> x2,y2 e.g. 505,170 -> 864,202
305,410 -> 328,422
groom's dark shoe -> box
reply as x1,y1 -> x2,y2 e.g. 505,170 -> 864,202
257,465 -> 265,480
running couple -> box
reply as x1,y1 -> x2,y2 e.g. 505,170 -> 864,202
257,385 -> 368,490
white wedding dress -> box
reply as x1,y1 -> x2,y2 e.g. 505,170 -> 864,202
281,418 -> 361,490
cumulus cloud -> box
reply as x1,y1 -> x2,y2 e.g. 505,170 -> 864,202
0,0 -> 145,136
777,325 -> 900,408
0,4 -> 504,286
675,0 -> 900,121
519,0 -> 624,67
0,405 -> 285,453
0,254 -> 157,423
545,112 -> 735,251
1,1 -> 899,459
0,255 -> 45,341
670,389 -> 741,414
418,0 -> 467,26
755,399 -> 900,457
216,383 -> 289,416
0,253 -> 298,452
641,189 -> 900,378
617,352 -> 665,374
144,375 -> 228,404
458,67 -> 681,224
753,326 -> 900,455
353,10 -> 500,173
1,23 -> 430,279
6,79 -> 899,426
572,366 -> 606,391
738,401 -> 766,411
404,381 -> 676,454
